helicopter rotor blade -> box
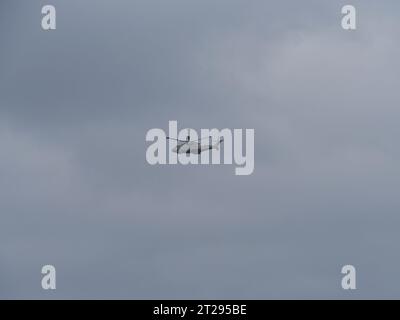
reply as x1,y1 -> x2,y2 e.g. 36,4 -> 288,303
167,137 -> 187,143
191,136 -> 212,142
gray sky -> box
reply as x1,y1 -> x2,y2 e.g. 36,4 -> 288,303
1,0 -> 400,299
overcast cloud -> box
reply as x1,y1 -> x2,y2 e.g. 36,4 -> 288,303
1,0 -> 400,299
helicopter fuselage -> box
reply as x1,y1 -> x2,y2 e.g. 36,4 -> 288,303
173,141 -> 213,154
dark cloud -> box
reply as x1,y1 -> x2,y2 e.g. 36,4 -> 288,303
1,0 -> 400,298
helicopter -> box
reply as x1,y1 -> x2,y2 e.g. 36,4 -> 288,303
167,129 -> 224,155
